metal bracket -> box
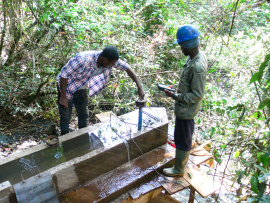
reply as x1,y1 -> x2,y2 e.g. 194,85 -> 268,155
135,99 -> 146,108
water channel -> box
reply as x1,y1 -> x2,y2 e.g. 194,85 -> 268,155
0,108 -> 167,185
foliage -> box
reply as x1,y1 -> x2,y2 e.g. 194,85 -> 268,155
0,0 -> 270,201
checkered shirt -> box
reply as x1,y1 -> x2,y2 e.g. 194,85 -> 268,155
57,51 -> 129,100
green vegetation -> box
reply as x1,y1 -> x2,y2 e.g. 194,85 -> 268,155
0,0 -> 269,201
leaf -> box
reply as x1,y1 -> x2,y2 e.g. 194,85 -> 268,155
215,157 -> 222,164
261,154 -> 269,168
259,54 -> 270,72
207,68 -> 217,73
250,176 -> 259,194
174,181 -> 182,184
227,104 -> 245,111
43,13 -> 48,21
254,164 -> 268,173
221,144 -> 226,148
214,150 -> 222,164
258,98 -> 270,110
112,83 -> 118,89
235,151 -> 240,158
179,0 -> 186,6
248,197 -> 255,203
258,173 -> 270,183
230,71 -> 236,77
250,54 -> 270,84
250,72 -> 262,84
237,170 -> 245,184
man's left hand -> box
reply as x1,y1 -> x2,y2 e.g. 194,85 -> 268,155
164,89 -> 175,98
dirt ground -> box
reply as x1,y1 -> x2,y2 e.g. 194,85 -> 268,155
0,112 -> 95,158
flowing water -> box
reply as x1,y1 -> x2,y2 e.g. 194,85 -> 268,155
0,108 -> 167,185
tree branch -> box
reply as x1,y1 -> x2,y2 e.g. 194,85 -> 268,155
0,0 -> 7,56
228,0 -> 240,44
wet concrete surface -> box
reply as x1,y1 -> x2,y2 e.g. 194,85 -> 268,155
0,133 -> 101,185
0,108 -> 169,203
58,144 -> 175,203
0,108 -> 168,186
128,174 -> 163,199
52,121 -> 168,195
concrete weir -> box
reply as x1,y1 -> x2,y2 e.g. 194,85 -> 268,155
0,107 -> 169,202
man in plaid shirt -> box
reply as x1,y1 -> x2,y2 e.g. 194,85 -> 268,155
57,46 -> 145,135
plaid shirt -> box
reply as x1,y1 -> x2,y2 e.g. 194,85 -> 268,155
57,51 -> 129,100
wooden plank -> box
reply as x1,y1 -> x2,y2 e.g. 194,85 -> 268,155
131,187 -> 163,203
95,111 -> 115,122
13,171 -> 58,203
150,192 -> 183,203
189,148 -> 213,166
161,176 -> 190,194
190,141 -> 214,167
121,196 -> 133,203
183,163 -> 221,198
129,176 -> 162,200
205,158 -> 215,168
199,140 -> 212,152
188,186 -> 196,203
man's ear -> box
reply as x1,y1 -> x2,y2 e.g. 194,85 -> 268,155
103,57 -> 108,62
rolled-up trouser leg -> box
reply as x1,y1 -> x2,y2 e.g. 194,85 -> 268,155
73,89 -> 89,129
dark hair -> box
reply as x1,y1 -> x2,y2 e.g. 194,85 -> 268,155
100,46 -> 119,61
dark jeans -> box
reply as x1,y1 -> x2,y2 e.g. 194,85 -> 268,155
174,118 -> 194,151
58,88 -> 89,135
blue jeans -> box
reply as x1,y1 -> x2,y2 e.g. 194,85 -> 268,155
58,88 -> 89,135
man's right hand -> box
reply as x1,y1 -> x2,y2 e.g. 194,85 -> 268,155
59,96 -> 69,108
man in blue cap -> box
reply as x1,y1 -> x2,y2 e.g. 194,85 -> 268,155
163,25 -> 207,176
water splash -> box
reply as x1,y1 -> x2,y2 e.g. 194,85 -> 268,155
0,107 -> 167,185
123,139 -> 130,163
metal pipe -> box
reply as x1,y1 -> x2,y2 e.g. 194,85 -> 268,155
138,107 -> 143,131
135,99 -> 146,131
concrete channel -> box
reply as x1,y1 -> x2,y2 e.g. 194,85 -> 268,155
0,107 -> 169,202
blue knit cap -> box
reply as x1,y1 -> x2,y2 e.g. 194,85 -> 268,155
178,37 -> 200,49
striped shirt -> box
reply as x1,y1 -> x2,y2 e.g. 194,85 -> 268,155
57,51 -> 129,100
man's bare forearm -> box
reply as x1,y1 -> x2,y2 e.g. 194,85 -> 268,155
125,67 -> 145,99
59,77 -> 69,108
60,77 -> 68,98
125,67 -> 142,88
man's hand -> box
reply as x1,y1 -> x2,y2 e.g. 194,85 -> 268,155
59,96 -> 69,108
164,89 -> 175,98
59,77 -> 69,108
138,87 -> 145,100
